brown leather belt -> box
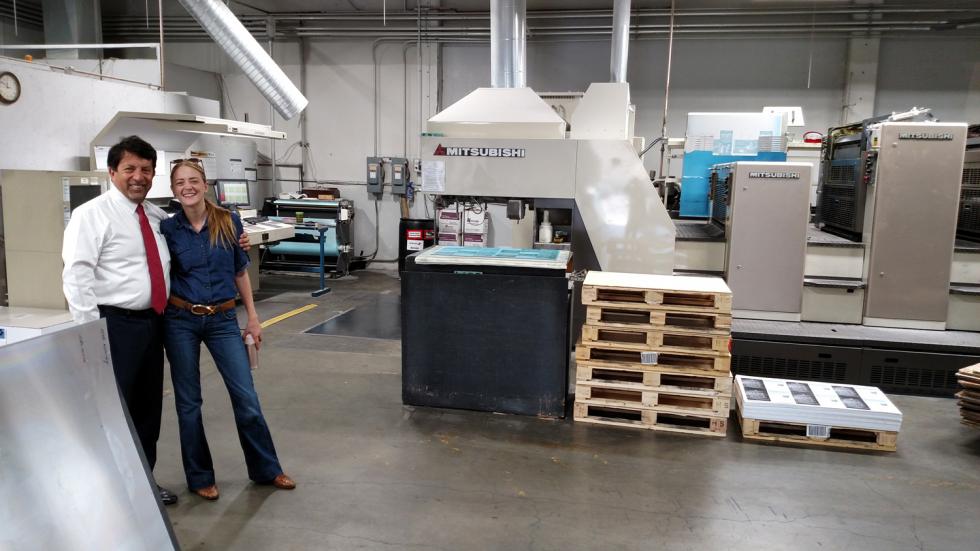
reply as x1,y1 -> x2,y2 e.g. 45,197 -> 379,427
168,296 -> 237,316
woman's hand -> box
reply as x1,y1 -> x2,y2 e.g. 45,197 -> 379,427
244,316 -> 263,350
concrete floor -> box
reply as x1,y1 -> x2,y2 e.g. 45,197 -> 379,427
155,270 -> 980,551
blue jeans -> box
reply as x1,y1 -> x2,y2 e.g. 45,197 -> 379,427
164,305 -> 283,489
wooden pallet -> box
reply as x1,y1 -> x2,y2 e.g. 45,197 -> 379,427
958,378 -> 980,392
582,325 -> 730,356
737,406 -> 898,452
956,366 -> 980,391
576,341 -> 731,372
577,361 -> 733,395
957,390 -> 980,407
576,382 -> 730,417
585,305 -> 732,335
583,288 -> 732,314
958,363 -> 980,377
573,401 -> 728,437
959,392 -> 980,426
582,271 -> 732,313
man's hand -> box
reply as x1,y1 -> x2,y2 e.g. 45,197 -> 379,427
239,231 -> 251,252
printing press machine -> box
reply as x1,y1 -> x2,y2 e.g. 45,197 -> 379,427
959,143 -> 980,243
260,198 -> 355,275
408,82 -> 980,399
675,121 -> 980,397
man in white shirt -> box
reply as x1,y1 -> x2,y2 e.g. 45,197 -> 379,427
63,135 -> 178,505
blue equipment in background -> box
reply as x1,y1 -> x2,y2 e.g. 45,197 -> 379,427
680,151 -> 787,217
679,112 -> 789,218
261,198 -> 355,275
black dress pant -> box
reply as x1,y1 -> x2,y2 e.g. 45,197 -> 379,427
100,306 -> 165,470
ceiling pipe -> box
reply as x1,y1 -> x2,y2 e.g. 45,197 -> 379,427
104,7 -> 980,25
103,18 -> 972,41
176,0 -> 308,120
104,20 -> 950,37
109,25 -> 955,41
610,0 -> 631,83
490,0 -> 526,88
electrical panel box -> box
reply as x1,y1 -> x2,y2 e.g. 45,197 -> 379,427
366,157 -> 384,195
389,157 -> 409,196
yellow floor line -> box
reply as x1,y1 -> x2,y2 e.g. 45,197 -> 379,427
261,304 -> 318,328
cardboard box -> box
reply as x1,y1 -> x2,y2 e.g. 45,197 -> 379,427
437,208 -> 461,233
437,232 -> 460,246
462,232 -> 487,247
463,208 -> 488,233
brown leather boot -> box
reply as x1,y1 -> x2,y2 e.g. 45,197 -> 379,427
193,484 -> 220,500
271,474 -> 296,490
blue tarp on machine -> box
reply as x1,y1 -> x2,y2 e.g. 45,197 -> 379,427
264,218 -> 340,257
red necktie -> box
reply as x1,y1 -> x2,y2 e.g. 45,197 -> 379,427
136,204 -> 167,314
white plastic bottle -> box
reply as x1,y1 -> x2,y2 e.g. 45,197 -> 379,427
538,210 -> 553,244
245,334 -> 259,370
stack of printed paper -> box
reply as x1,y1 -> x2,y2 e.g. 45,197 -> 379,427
735,375 -> 902,432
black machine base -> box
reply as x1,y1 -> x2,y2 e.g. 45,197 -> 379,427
731,320 -> 980,397
401,256 -> 571,418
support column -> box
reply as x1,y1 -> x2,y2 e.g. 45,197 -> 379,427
841,36 -> 880,123
41,0 -> 102,59
966,62 -> 980,123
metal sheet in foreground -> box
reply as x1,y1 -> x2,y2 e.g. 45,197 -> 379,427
0,320 -> 178,550
305,294 -> 401,341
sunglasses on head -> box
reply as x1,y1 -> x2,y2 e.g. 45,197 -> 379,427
170,157 -> 204,166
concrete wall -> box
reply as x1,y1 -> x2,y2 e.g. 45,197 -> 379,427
0,58 -> 218,171
165,39 -> 440,262
14,58 -> 163,86
444,37 -> 850,174
0,21 -> 45,58
164,62 -> 220,103
876,36 -> 980,123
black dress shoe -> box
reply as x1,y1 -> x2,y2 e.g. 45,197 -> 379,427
157,485 -> 178,506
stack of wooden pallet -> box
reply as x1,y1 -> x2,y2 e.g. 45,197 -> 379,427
573,271 -> 733,437
957,364 -> 980,428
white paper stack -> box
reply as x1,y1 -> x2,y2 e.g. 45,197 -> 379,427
735,375 -> 902,432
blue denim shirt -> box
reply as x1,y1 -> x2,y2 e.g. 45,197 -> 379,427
160,209 -> 250,305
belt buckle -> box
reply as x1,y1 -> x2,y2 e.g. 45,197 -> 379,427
190,304 -> 215,315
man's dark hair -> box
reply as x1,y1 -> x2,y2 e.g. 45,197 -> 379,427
106,135 -> 157,171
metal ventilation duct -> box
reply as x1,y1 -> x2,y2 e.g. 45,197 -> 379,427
490,0 -> 526,88
177,0 -> 308,120
610,0 -> 631,82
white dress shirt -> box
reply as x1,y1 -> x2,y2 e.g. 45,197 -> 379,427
62,185 -> 172,323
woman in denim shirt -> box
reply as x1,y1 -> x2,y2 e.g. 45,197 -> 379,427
161,159 -> 295,500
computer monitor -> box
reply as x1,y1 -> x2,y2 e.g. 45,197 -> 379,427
215,180 -> 250,207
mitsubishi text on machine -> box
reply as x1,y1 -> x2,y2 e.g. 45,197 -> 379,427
748,171 -> 801,179
433,144 -> 526,158
898,132 -> 954,141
